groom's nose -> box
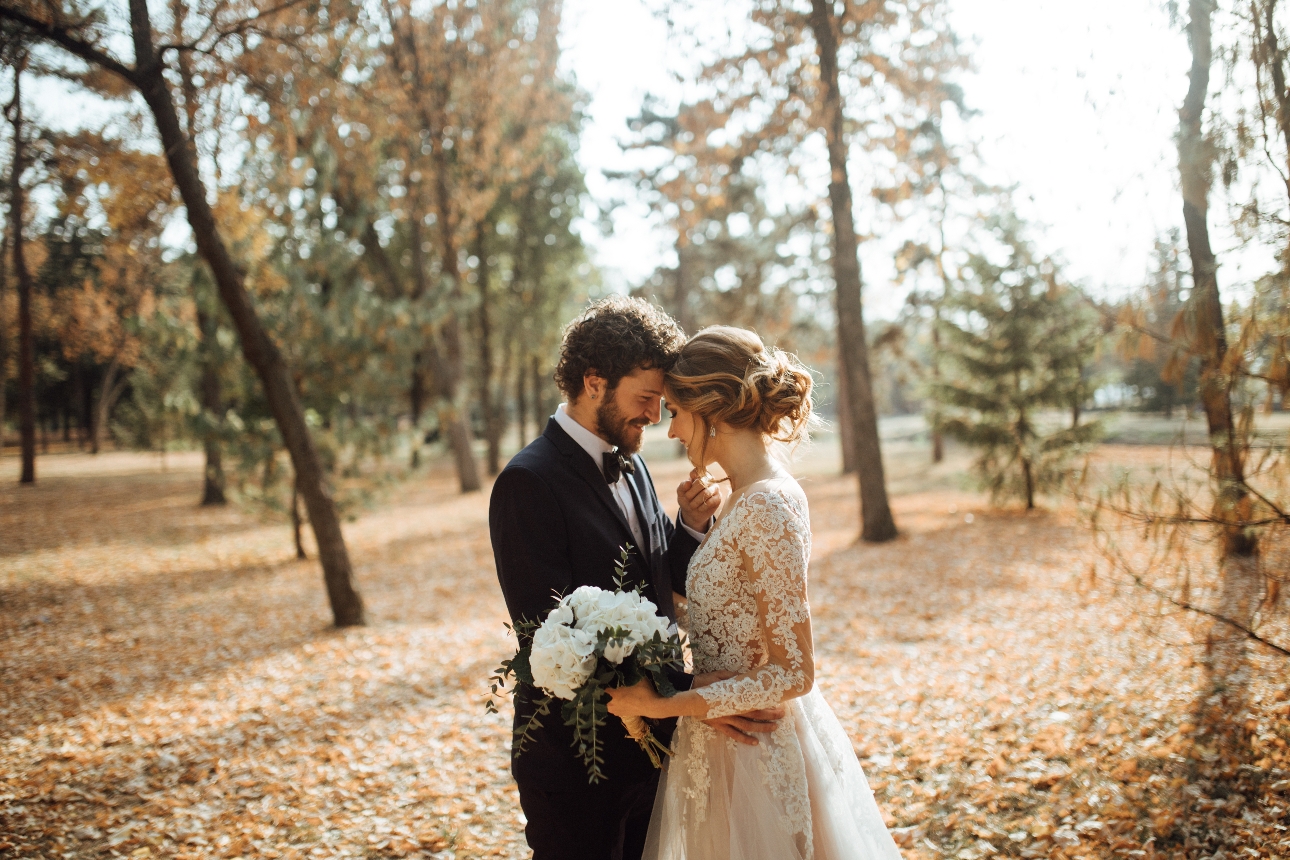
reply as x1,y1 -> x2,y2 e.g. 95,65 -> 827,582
644,397 -> 661,425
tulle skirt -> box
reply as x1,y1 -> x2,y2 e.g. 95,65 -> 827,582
642,689 -> 903,860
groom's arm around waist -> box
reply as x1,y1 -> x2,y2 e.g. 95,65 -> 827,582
489,464 -> 571,626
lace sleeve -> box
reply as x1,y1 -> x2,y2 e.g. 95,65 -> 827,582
693,491 -> 814,719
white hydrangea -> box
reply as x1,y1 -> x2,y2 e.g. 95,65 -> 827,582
528,603 -> 598,700
560,586 -> 671,665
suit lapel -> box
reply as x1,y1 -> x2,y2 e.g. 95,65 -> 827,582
627,455 -> 679,618
624,466 -> 653,558
542,419 -> 635,545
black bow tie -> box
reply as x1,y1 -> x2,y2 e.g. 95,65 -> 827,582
602,451 -> 636,485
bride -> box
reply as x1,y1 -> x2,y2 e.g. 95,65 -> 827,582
607,326 -> 904,860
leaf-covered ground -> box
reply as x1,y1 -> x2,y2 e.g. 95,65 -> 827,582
1,443 -> 1287,859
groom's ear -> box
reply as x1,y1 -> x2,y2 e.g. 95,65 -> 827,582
583,370 -> 608,401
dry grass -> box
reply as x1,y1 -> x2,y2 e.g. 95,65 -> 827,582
1,441 -> 1287,859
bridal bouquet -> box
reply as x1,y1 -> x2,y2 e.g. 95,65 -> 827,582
487,548 -> 685,783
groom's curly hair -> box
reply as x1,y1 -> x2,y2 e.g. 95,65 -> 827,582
555,297 -> 686,401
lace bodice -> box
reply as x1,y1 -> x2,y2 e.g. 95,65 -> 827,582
647,477 -> 904,860
688,480 -> 814,719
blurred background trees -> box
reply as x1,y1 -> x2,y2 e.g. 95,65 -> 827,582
0,0 -> 1286,680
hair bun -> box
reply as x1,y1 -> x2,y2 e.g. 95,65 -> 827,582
746,348 -> 813,440
664,326 -> 815,446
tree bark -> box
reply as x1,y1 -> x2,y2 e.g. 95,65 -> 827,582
1021,454 -> 1035,511
125,0 -> 363,625
0,207 -> 9,458
515,351 -> 528,448
62,387 -> 71,443
8,60 -> 35,485
929,298 -> 945,464
1180,0 -> 1258,720
292,479 -> 307,560
196,300 -> 227,505
91,354 -> 128,455
475,223 -> 503,476
531,355 -> 547,427
808,0 -> 896,542
171,0 -> 225,505
834,360 -> 857,474
430,149 -> 482,493
409,357 -> 426,468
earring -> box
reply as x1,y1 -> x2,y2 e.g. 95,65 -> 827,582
709,426 -> 717,437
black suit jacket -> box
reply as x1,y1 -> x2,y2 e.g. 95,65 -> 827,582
490,417 -> 699,789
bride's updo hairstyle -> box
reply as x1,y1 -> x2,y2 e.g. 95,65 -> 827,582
665,326 -> 815,458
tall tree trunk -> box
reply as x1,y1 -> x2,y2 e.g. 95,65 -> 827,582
809,0 -> 896,542
532,355 -> 546,426
292,478 -> 307,560
929,297 -> 945,464
0,214 -> 9,458
515,351 -> 528,448
91,354 -> 127,455
197,300 -> 227,505
172,0 -> 225,505
8,60 -> 35,485
62,388 -> 71,443
1180,0 -> 1258,724
430,149 -> 482,493
126,0 -> 363,626
79,365 -> 92,449
409,358 -> 426,468
476,223 -> 502,476
835,362 -> 857,474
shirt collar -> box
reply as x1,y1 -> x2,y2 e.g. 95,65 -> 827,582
555,402 -> 615,477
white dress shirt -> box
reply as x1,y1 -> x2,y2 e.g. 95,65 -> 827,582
554,403 -> 706,551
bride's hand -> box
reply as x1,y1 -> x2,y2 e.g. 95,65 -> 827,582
677,470 -> 721,533
606,678 -> 665,720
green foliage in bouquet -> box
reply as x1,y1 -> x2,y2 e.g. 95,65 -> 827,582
487,547 -> 686,783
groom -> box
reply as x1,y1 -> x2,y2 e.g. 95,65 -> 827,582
490,297 -> 779,860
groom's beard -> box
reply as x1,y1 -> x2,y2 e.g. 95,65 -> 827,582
596,395 -> 649,454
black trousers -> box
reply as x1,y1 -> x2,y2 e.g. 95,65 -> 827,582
516,770 -> 660,860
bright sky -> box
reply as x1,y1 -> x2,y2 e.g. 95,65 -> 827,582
26,0 -> 1215,319
559,0 -> 1194,320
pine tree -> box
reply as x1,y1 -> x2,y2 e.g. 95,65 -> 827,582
931,216 -> 1099,509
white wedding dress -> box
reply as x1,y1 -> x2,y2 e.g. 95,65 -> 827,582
644,477 -> 904,860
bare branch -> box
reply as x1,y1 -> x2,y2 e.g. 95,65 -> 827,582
156,0 -> 311,60
0,5 -> 138,86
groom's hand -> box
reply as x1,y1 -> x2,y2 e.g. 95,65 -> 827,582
703,708 -> 785,746
678,470 -> 720,533
692,670 -> 785,746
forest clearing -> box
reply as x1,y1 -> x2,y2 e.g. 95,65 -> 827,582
2,436 -> 1287,860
